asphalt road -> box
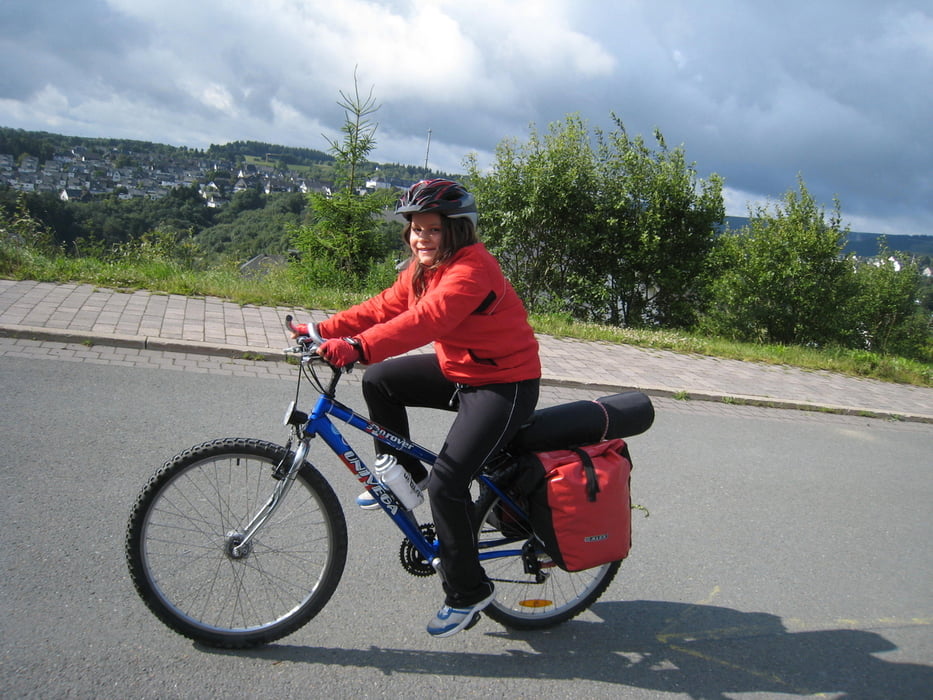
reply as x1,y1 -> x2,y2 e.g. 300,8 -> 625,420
1,344 -> 931,699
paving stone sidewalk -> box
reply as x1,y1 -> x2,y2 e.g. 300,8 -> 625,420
2,279 -> 931,423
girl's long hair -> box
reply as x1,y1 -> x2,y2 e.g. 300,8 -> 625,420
405,216 -> 479,298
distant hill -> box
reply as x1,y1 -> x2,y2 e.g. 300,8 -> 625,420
722,216 -> 932,259
0,125 -> 450,192
206,140 -> 332,166
843,231 -> 933,258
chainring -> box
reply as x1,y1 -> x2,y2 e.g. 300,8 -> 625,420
399,523 -> 437,577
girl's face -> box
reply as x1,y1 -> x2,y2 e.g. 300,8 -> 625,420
409,211 -> 444,266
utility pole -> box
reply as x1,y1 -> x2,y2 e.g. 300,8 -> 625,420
424,129 -> 432,171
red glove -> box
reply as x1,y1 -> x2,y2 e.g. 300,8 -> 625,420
317,338 -> 362,367
289,320 -> 324,343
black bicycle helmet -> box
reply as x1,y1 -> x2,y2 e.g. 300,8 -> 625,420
395,179 -> 478,226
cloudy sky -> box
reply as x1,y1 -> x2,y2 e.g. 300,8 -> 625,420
1,0 -> 931,235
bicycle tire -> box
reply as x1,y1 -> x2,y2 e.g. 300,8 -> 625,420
125,438 -> 348,648
475,489 -> 620,630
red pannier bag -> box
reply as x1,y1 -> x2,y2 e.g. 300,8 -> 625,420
517,438 -> 633,572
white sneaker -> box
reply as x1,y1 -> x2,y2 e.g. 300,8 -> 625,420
355,490 -> 381,510
426,588 -> 495,638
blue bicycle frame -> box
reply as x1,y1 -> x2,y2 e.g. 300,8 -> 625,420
300,391 -> 528,568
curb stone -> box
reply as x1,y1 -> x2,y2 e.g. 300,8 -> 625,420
3,323 -> 930,425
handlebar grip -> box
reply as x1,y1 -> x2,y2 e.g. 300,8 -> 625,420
284,314 -> 324,345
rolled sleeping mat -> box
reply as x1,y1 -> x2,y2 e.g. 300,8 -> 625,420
509,391 -> 654,452
596,390 -> 655,439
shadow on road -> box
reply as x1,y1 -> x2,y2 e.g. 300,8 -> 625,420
202,600 -> 931,698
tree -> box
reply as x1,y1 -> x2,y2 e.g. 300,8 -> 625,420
225,188 -> 264,217
850,244 -> 929,358
290,72 -> 392,283
467,115 -> 602,316
703,176 -> 857,346
467,114 -> 723,327
595,117 -> 724,327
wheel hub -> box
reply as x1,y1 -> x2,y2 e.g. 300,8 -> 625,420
224,531 -> 252,560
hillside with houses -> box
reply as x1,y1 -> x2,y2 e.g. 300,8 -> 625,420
1,141 -> 326,207
0,128 -> 427,209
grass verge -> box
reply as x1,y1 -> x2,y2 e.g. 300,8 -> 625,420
531,313 -> 931,387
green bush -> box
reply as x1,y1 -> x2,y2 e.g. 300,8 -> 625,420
701,180 -> 930,362
468,114 -> 724,328
703,178 -> 857,347
850,249 -> 930,359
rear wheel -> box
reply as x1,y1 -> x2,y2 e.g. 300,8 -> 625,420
126,438 -> 347,648
475,489 -> 620,629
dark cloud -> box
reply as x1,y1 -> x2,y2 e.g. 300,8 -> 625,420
0,0 -> 149,99
0,0 -> 930,234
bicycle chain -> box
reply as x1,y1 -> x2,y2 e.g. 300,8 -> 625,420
399,524 -> 437,577
398,463 -> 522,578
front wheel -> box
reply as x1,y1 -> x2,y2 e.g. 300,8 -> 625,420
475,489 -> 620,630
126,438 -> 348,648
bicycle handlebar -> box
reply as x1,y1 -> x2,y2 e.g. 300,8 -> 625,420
283,314 -> 322,356
285,314 -> 324,345
283,315 -> 355,382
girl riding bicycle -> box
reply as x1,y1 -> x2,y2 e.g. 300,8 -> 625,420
292,179 -> 541,637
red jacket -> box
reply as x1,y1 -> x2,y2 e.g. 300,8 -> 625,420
318,243 -> 541,386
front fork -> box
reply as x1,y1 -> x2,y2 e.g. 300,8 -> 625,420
230,437 -> 309,558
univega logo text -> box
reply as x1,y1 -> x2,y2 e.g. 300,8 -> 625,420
341,449 -> 398,515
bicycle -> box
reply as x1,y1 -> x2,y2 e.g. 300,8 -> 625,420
125,316 -> 654,648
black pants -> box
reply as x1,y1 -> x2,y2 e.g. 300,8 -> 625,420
362,354 -> 539,607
